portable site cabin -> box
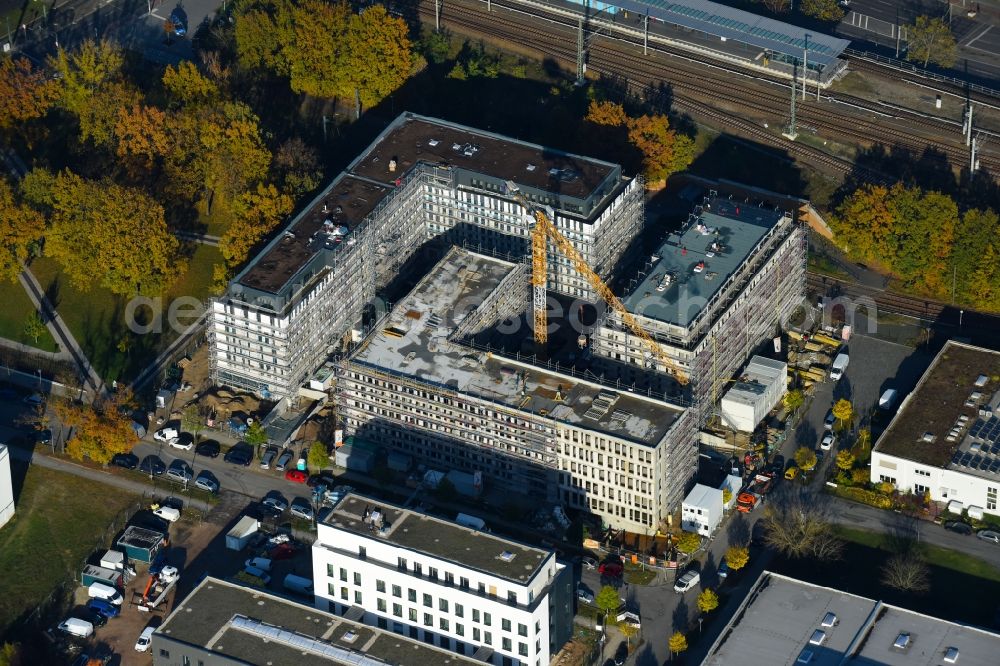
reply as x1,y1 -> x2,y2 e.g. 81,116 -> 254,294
117,526 -> 166,563
226,516 -> 260,551
335,437 -> 377,473
81,564 -> 123,588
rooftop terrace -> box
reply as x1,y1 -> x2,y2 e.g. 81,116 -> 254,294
238,175 -> 389,294
350,248 -> 684,447
622,198 -> 787,328
320,493 -> 552,584
157,577 -> 480,666
876,341 -> 1000,473
704,571 -> 1000,665
350,113 -> 615,201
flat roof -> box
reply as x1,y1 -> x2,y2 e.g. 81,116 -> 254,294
349,113 -> 615,200
615,0 -> 850,68
350,248 -> 684,446
320,493 -> 552,584
118,525 -> 164,548
724,357 -> 786,407
238,175 -> 389,294
876,341 -> 1000,472
157,577 -> 481,666
682,483 -> 720,508
704,571 -> 1000,665
622,198 -> 786,328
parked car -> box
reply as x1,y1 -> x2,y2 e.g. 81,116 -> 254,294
285,469 -> 307,484
194,471 -> 219,493
135,625 -> 156,652
260,447 -> 278,469
290,497 -> 314,520
308,472 -> 336,488
86,598 -> 121,619
717,559 -> 729,579
166,460 -> 193,483
139,455 -> 166,476
262,491 -> 288,513
225,443 -> 253,466
34,428 -> 52,445
768,455 -> 785,475
785,465 -> 800,480
111,452 -> 139,469
153,506 -> 181,522
196,440 -> 220,458
58,617 -> 94,638
245,557 -> 272,572
243,565 -> 271,585
824,409 -> 836,430
153,427 -> 179,442
576,584 -> 594,604
614,641 -> 629,666
73,608 -> 107,628
169,9 -> 186,36
673,569 -> 700,593
820,432 -> 835,451
978,530 -> 1000,544
582,556 -> 598,570
169,433 -> 194,450
275,448 -> 294,471
269,542 -> 298,560
944,521 -> 973,535
23,393 -> 44,406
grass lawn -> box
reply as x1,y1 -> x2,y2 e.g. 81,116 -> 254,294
771,526 -> 1000,627
0,464 -> 137,634
623,560 -> 657,585
26,244 -> 222,382
0,278 -> 57,353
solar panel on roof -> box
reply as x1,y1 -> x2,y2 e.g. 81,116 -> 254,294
991,461 -> 1000,473
972,455 -> 984,468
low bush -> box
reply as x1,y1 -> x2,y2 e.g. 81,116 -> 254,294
830,485 -> 893,509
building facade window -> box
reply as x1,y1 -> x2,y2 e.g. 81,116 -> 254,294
989,486 -> 998,511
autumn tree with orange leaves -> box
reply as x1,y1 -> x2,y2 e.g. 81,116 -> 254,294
0,57 -> 60,131
56,388 -> 139,465
583,100 -> 694,183
0,178 -> 45,283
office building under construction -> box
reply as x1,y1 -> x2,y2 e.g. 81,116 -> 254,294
208,112 -> 643,399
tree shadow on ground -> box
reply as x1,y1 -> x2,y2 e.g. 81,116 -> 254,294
687,133 -> 809,197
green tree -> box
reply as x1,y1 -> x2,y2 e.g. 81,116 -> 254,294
760,0 -> 790,12
835,449 -> 855,472
697,588 -> 719,613
234,0 -> 294,72
830,183 -> 897,263
347,5 -> 413,114
22,311 -> 45,344
308,441 -> 329,470
832,399 -> 854,430
627,114 -> 693,182
162,61 -> 219,106
618,621 -> 638,646
953,209 -> 1000,311
906,16 -> 957,68
49,39 -> 125,115
0,642 -> 21,666
800,0 -> 845,21
219,183 -> 294,269
0,178 -> 45,283
181,404 -> 203,442
244,421 -> 268,447
725,545 -> 750,571
783,389 -> 804,413
676,530 -> 701,554
273,137 -> 323,196
287,0 -> 352,98
64,389 -> 138,465
794,446 -> 817,471
25,169 -> 181,296
852,428 -> 872,463
668,631 -> 688,658
420,28 -> 452,64
595,585 -> 621,622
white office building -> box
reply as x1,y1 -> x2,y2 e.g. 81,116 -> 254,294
210,112 -> 643,399
312,493 -> 574,666
871,340 -> 1000,516
681,483 -> 724,536
0,444 -> 13,529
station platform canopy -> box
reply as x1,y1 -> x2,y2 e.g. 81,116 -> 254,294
607,0 -> 850,69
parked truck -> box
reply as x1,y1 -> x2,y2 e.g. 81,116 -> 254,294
736,473 -> 775,513
830,353 -> 850,381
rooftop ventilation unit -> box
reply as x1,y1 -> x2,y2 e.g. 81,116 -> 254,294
498,551 -> 517,563
808,630 -> 826,646
922,432 -> 935,443
428,139 -> 440,147
893,632 -> 911,650
795,651 -> 814,664
976,374 -> 989,388
944,646 -> 960,663
526,164 -> 536,171
820,612 -> 838,628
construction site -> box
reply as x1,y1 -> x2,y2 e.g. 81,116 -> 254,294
206,111 -> 807,532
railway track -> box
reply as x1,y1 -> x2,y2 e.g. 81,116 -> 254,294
417,0 -> 1000,175
806,273 -> 947,320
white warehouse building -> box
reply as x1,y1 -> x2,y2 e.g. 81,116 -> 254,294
871,341 -> 1000,516
209,112 -> 643,400
312,493 -> 574,666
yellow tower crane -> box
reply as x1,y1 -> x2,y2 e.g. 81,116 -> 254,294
505,181 -> 689,385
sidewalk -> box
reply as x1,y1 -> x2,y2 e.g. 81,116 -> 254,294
6,443 -> 213,512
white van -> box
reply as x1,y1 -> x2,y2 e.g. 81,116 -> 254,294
830,353 -> 849,381
879,389 -> 898,410
88,581 -> 123,605
135,625 -> 156,652
673,570 -> 700,593
245,557 -> 272,572
153,506 -> 181,523
283,574 -> 314,595
58,617 -> 94,638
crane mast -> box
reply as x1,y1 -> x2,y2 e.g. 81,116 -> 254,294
505,181 -> 688,385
